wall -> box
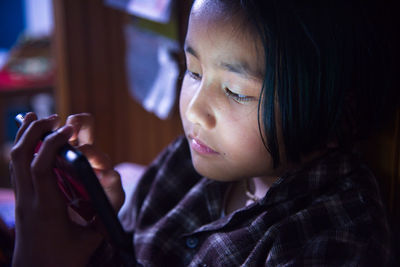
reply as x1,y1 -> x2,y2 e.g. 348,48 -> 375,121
52,0 -> 190,166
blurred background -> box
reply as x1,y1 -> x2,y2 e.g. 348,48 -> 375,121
0,0 -> 54,188
0,0 -> 193,189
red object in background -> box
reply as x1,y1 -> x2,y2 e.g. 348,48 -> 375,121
0,37 -> 54,91
0,66 -> 54,90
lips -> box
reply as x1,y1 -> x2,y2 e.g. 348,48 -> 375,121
188,135 -> 219,155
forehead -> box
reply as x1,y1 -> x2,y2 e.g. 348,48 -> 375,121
189,0 -> 251,41
186,0 -> 264,78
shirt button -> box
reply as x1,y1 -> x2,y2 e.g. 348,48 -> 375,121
186,237 -> 199,248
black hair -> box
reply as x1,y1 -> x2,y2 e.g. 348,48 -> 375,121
219,0 -> 398,167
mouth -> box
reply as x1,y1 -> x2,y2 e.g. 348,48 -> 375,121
188,135 -> 219,155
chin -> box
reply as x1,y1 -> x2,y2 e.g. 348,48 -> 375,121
191,160 -> 245,182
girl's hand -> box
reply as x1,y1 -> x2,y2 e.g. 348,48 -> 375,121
10,113 -> 124,267
10,113 -> 102,267
66,113 -> 125,212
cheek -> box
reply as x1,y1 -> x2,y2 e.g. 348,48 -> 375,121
227,126 -> 266,159
221,116 -> 271,166
213,130 -> 273,180
179,80 -> 191,124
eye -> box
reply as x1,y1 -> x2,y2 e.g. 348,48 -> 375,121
224,87 -> 256,103
186,70 -> 202,80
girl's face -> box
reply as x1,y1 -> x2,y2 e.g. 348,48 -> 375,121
180,0 -> 281,181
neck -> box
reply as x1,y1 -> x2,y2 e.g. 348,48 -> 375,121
224,176 -> 279,216
247,176 -> 278,200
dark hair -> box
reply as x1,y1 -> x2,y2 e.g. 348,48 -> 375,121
219,0 -> 398,167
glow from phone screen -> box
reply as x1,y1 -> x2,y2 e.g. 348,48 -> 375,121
66,150 -> 78,161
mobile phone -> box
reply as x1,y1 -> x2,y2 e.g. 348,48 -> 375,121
15,114 -> 132,254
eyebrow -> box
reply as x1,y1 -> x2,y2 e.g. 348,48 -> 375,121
185,45 -> 198,58
184,44 -> 263,80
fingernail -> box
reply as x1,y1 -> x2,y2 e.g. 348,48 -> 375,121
25,112 -> 37,121
48,114 -> 59,120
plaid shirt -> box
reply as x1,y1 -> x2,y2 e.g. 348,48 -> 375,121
95,136 -> 394,266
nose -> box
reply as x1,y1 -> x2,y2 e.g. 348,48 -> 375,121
185,83 -> 216,130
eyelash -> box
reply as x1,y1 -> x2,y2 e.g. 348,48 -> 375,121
224,87 -> 255,103
186,70 -> 255,103
186,70 -> 201,80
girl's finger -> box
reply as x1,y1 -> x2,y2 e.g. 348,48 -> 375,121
10,115 -> 61,201
76,144 -> 124,212
77,144 -> 112,171
10,112 -> 36,201
14,114 -> 60,156
13,112 -> 37,144
98,169 -> 125,212
31,125 -> 74,206
66,113 -> 94,146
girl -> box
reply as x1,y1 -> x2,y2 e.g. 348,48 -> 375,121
10,0 -> 396,266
